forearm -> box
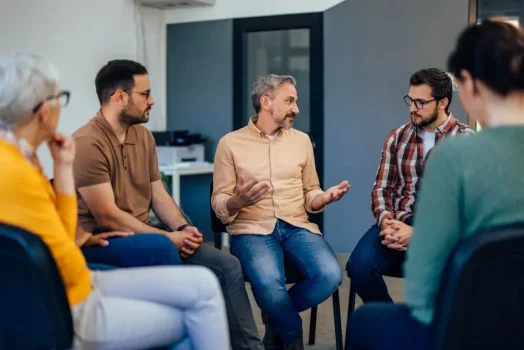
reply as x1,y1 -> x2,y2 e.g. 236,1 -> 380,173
75,226 -> 92,247
225,196 -> 243,217
53,164 -> 75,195
311,193 -> 327,212
101,209 -> 168,234
151,192 -> 188,231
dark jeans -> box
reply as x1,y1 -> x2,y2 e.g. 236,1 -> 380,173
346,217 -> 413,303
230,220 -> 342,342
346,303 -> 431,350
82,233 -> 183,267
184,243 -> 263,350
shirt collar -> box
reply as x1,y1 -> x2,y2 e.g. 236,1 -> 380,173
248,116 -> 284,138
414,113 -> 458,135
95,110 -> 138,146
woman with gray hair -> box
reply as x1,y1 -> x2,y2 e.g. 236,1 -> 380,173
0,53 -> 229,350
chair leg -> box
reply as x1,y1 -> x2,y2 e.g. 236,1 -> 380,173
345,282 -> 357,350
214,231 -> 222,250
308,306 -> 318,345
332,289 -> 343,350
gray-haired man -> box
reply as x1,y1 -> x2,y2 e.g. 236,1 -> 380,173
212,74 -> 349,349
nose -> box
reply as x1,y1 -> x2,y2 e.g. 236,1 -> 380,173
292,103 -> 299,115
148,96 -> 155,105
409,104 -> 418,113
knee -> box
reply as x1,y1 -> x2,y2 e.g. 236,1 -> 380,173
218,253 -> 244,281
193,266 -> 222,301
312,258 -> 342,294
346,247 -> 373,279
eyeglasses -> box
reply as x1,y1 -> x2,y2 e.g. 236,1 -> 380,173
404,95 -> 436,109
32,90 -> 71,113
130,90 -> 151,99
111,89 -> 152,100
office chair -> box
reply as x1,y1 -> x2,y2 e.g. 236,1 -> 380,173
209,182 -> 343,349
432,224 -> 524,350
0,223 -> 73,350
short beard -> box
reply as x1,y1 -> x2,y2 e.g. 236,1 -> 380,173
270,107 -> 294,130
412,107 -> 438,128
120,105 -> 149,127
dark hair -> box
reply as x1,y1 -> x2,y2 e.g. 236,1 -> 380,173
448,19 -> 524,96
95,59 -> 148,104
409,68 -> 453,113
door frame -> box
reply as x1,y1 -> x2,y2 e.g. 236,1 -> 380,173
232,12 -> 325,230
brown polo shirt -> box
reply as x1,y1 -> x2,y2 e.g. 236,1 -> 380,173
72,111 -> 160,231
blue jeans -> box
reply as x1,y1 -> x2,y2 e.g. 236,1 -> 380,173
346,217 -> 413,303
346,303 -> 431,350
82,233 -> 183,268
229,220 -> 342,342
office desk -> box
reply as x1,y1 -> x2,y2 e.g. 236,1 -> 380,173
159,162 -> 214,205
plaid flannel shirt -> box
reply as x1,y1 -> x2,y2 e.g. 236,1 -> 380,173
371,114 -> 474,225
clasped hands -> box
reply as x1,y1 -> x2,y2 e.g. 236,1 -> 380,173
379,218 -> 413,251
167,226 -> 203,259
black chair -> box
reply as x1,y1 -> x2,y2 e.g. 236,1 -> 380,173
432,224 -> 524,350
210,182 -> 343,349
345,266 -> 402,349
0,223 -> 73,350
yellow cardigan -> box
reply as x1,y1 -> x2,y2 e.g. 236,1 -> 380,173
0,140 -> 91,306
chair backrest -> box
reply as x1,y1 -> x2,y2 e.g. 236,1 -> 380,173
0,223 -> 74,350
209,181 -> 227,249
433,224 -> 524,350
209,181 -> 227,233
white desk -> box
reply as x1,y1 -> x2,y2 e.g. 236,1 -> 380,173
159,162 -> 214,205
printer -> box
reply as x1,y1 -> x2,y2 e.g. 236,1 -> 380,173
152,131 -> 207,166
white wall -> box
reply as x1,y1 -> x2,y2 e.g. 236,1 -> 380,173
0,0 -> 166,176
164,0 -> 346,23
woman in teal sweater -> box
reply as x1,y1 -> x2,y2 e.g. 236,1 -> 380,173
347,19 -> 524,350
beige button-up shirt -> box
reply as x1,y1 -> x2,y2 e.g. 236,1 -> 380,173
212,117 -> 325,235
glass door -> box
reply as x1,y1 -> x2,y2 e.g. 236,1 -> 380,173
233,13 -> 325,230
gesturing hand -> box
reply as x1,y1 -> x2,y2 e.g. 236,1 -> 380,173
230,174 -> 272,210
48,133 -> 75,166
84,231 -> 134,247
321,180 -> 350,205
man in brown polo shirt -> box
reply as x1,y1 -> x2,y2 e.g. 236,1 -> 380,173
212,74 -> 349,349
72,59 -> 263,350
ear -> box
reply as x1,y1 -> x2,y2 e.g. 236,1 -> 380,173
113,89 -> 128,107
438,97 -> 449,111
260,95 -> 271,111
459,69 -> 477,97
36,103 -> 50,124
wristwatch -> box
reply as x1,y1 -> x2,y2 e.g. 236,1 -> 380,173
176,224 -> 189,231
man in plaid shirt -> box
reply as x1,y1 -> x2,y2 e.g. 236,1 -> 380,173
346,68 -> 474,303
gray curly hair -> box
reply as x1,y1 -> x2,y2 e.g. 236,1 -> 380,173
250,74 -> 296,113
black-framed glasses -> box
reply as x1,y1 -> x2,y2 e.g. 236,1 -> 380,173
403,95 -> 436,109
111,89 -> 152,100
32,90 -> 70,113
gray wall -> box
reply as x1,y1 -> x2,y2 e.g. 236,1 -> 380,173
166,19 -> 233,162
166,0 -> 471,252
323,0 -> 470,252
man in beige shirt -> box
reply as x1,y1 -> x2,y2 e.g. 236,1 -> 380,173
212,74 -> 350,349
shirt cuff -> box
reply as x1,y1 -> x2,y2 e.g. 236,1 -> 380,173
213,193 -> 238,224
378,211 -> 394,227
305,189 -> 326,214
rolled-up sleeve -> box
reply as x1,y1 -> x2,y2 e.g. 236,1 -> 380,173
212,137 -> 238,224
303,137 -> 324,213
